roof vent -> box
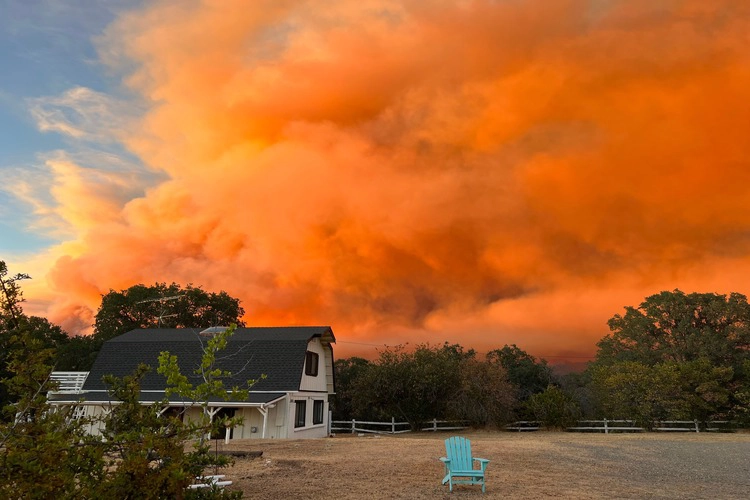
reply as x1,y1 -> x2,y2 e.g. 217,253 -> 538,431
199,326 -> 229,337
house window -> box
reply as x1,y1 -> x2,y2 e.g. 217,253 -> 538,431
294,400 -> 306,428
305,351 -> 319,376
313,400 -> 324,425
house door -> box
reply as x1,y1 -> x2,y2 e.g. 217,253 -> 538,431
211,407 -> 237,439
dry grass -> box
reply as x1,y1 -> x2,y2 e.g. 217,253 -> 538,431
212,431 -> 750,499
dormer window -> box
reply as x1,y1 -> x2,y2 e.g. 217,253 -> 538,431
305,351 -> 319,376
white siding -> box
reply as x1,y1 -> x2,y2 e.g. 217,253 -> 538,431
299,338 -> 328,392
287,393 -> 329,438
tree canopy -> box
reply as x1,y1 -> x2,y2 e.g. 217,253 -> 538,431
486,344 -> 552,401
597,289 -> 750,368
591,290 -> 750,424
94,282 -> 246,342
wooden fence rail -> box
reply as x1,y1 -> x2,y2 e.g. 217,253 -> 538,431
505,421 -> 541,432
331,418 -> 738,435
330,418 -> 468,435
566,419 -> 735,433
567,419 -> 642,433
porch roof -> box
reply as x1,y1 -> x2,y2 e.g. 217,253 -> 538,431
49,391 -> 287,407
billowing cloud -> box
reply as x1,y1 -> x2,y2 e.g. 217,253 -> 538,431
14,0 -> 750,360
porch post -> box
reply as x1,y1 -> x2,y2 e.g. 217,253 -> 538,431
206,406 -> 222,440
259,406 -> 269,438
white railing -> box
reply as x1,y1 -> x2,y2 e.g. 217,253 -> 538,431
331,417 -> 411,435
48,371 -> 89,394
420,419 -> 470,432
505,421 -> 541,432
654,420 -> 734,432
567,419 -> 643,433
331,417 -> 737,435
330,418 -> 469,435
567,419 -> 735,433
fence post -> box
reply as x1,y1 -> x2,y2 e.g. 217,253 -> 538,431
694,419 -> 699,433
604,418 -> 609,434
433,418 -> 438,431
391,416 -> 396,434
351,419 -> 355,434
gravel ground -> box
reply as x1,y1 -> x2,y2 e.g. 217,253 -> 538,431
212,431 -> 750,499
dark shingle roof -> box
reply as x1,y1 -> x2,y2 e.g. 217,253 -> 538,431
81,327 -> 334,399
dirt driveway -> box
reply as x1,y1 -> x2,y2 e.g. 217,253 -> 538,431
214,431 -> 750,499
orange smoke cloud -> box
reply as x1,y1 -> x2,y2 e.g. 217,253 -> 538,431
23,0 -> 750,361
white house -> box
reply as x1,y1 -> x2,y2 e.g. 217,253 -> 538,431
48,326 -> 336,439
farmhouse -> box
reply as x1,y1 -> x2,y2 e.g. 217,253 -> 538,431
48,326 -> 335,439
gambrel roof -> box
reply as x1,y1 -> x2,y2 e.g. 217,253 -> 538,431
74,326 -> 335,404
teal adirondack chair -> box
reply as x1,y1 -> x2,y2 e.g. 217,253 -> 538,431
440,436 -> 490,493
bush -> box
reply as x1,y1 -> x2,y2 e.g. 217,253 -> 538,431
525,386 -> 581,429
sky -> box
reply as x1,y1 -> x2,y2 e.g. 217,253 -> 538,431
2,0 -> 750,364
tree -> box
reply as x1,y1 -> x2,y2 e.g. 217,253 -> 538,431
592,290 -> 750,422
59,282 -> 247,372
97,364 -> 241,499
448,358 -> 516,427
597,290 -> 750,368
0,260 -> 29,331
95,282 -> 246,343
486,344 -> 552,401
157,324 -> 257,444
331,357 -> 371,420
590,361 -> 687,430
350,343 -> 473,429
525,386 -> 581,429
1,263 -> 243,498
0,333 -> 105,498
673,359 -> 733,423
1,261 -> 75,410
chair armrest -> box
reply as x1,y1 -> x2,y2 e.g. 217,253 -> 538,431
474,458 -> 490,471
439,457 -> 450,464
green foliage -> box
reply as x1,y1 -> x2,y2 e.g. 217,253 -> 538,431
525,386 -> 581,429
35,281 -> 248,374
344,343 -> 517,429
0,333 -> 105,498
590,361 -> 687,429
0,260 -> 29,330
1,339 -> 244,498
97,365 -> 241,499
0,262 -> 243,498
350,343 -> 474,429
486,344 -> 552,401
448,358 -> 516,427
158,324 -> 259,446
591,290 -> 750,423
598,290 -> 750,368
95,282 -> 246,343
331,357 -> 371,420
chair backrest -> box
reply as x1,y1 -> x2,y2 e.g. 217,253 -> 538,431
444,436 -> 473,470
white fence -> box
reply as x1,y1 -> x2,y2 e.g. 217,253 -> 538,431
567,419 -> 642,433
505,421 -> 541,432
566,419 -> 735,433
330,418 -> 468,435
331,418 -> 737,435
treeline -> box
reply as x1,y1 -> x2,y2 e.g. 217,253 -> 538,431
333,290 -> 750,430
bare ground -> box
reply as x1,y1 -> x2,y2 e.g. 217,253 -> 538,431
211,431 -> 750,499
